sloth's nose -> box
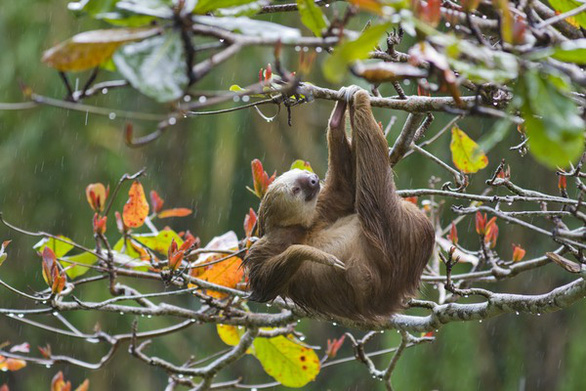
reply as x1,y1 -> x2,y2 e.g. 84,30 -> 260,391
297,173 -> 320,201
309,174 -> 319,187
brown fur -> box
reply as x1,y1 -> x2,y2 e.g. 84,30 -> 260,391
244,90 -> 435,322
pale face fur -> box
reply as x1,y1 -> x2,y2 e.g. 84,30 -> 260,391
259,169 -> 320,232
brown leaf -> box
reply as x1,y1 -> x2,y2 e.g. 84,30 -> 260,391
122,181 -> 150,228
42,28 -> 161,72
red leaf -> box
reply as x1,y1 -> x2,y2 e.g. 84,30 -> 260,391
122,181 -> 149,228
251,159 -> 275,199
149,190 -> 164,213
558,175 -> 567,190
326,335 -> 345,358
0,384 -> 9,391
92,214 -> 107,235
512,244 -> 526,262
38,344 -> 52,358
447,223 -> 458,245
243,208 -> 257,238
475,212 -> 487,235
158,208 -> 192,219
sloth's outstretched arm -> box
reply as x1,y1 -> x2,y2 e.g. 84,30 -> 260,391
246,243 -> 345,302
351,90 -> 402,257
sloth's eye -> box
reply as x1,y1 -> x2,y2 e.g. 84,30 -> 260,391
292,187 -> 301,195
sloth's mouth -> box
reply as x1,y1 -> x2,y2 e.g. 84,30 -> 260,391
305,184 -> 320,202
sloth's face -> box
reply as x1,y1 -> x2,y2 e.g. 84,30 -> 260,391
261,169 -> 321,229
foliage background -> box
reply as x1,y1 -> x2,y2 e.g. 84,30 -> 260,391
0,1 -> 583,390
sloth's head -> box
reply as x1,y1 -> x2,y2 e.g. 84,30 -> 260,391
258,169 -> 320,235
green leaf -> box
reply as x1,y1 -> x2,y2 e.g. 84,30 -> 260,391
193,16 -> 301,41
193,0 -> 260,14
322,23 -> 392,83
61,252 -> 98,279
552,39 -> 586,65
253,335 -> 320,388
297,0 -> 328,37
290,159 -> 314,172
34,236 -> 74,258
517,69 -> 585,168
113,229 -> 184,257
549,0 -> 586,28
113,31 -> 189,102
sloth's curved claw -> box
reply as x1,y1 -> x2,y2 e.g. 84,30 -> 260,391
339,85 -> 363,103
324,254 -> 346,271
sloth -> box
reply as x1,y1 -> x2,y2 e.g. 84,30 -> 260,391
244,88 -> 435,322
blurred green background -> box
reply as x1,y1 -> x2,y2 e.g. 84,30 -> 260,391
0,1 -> 584,390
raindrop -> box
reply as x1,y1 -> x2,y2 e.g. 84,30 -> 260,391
141,314 -> 145,317
219,39 -> 225,43
266,303 -> 271,308
482,15 -> 487,19
404,80 -> 411,85
325,3 -> 329,6
147,315 -> 152,319
169,117 -> 177,125
537,313 -> 541,316
303,47 -> 309,52
233,96 -> 241,102
316,47 -> 323,53
41,301 -> 47,304
479,319 -> 483,323
52,311 -> 58,316
515,311 -> 520,315
178,374 -> 184,379
455,25 -> 460,30
295,46 -> 301,52
445,22 -> 451,27
109,112 -> 116,120
297,319 -> 301,323
184,95 -> 192,102
17,314 -> 24,318
198,96 -> 207,103
190,319 -> 196,323
242,96 -> 250,103
86,338 -> 99,344
464,295 -> 469,298
435,329 -> 439,333
332,322 -> 337,326
119,312 -> 125,315
45,364 -> 52,369
299,336 -> 306,341
7,313 -> 14,318
380,330 -> 385,334
102,88 -> 108,95
251,388 -> 258,391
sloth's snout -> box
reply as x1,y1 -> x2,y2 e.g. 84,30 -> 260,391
297,173 -> 320,201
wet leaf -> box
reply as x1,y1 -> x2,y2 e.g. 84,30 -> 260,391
0,240 -> 10,267
549,0 -> 586,28
114,229 -> 184,258
253,335 -> 320,388
113,31 -> 189,102
450,127 -> 488,173
34,236 -> 74,258
194,0 -> 260,14
122,181 -> 149,228
42,27 -> 160,72
323,23 -> 391,83
158,208 -> 192,218
61,252 -> 99,279
193,16 -> 301,41
297,0 -> 328,37
516,69 -> 585,168
189,231 -> 243,298
552,39 -> 586,64
290,159 -> 314,173
0,356 -> 26,372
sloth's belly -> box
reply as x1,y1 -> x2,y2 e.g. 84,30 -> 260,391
307,214 -> 361,260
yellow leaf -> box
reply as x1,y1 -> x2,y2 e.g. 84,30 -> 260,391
122,181 -> 150,228
42,27 -> 160,72
253,335 -> 320,388
290,159 -> 314,173
216,324 -> 253,354
450,126 -> 488,173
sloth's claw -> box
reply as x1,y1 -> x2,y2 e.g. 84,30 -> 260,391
339,85 -> 363,103
326,255 -> 346,271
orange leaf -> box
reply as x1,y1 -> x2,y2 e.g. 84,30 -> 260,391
51,371 -> 71,391
85,183 -> 109,212
348,0 -> 384,14
74,380 -> 89,391
447,223 -> 458,245
189,232 -> 243,298
122,181 -> 149,228
158,208 -> 192,219
243,208 -> 257,238
512,244 -> 526,262
0,356 -> 26,372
